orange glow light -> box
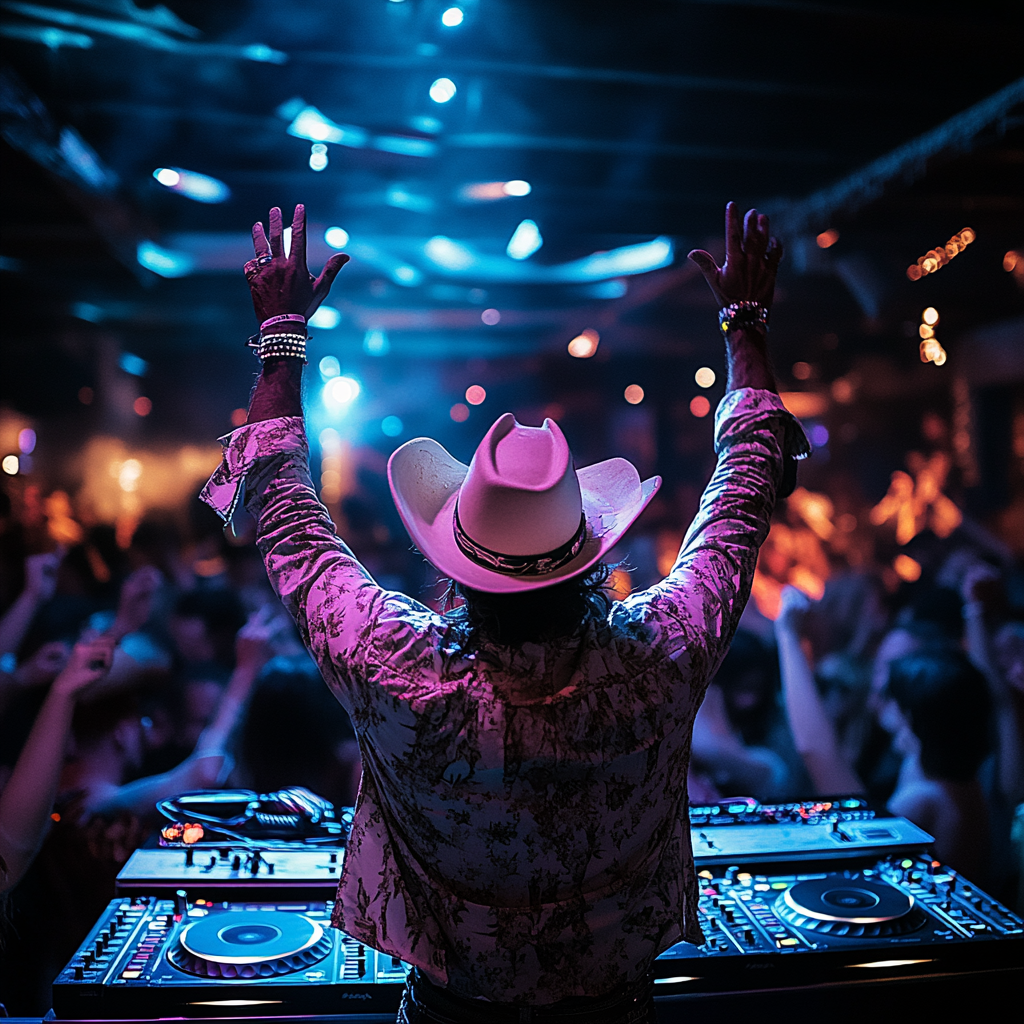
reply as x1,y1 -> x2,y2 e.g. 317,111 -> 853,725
624,384 -> 645,405
568,329 -> 600,358
792,361 -> 812,380
893,554 -> 922,582
816,229 -> 839,249
465,385 -> 486,405
133,396 -> 152,417
689,395 -> 711,418
909,228 -> 975,279
694,367 -> 716,388
230,408 -> 247,427
450,402 -> 470,422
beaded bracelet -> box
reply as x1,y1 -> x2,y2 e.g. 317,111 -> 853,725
247,331 -> 309,363
719,301 -> 769,335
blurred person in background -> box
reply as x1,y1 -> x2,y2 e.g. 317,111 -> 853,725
691,630 -> 806,801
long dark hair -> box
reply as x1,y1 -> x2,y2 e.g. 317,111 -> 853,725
440,562 -> 614,650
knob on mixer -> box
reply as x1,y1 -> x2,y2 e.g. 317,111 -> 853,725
174,889 -> 188,919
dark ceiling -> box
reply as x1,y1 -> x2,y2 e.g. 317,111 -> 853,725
1,0 -> 1023,478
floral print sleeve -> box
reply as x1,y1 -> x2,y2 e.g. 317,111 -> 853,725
199,389 -> 807,1006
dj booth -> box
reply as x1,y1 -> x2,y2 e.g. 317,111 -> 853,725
33,790 -> 1024,1023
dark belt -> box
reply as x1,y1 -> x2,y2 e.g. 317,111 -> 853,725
397,968 -> 655,1024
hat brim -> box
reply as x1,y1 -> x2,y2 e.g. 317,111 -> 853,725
388,437 -> 661,594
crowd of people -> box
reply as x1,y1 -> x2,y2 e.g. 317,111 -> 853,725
0,479 -> 1022,1013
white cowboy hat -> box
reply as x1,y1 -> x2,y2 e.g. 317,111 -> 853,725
387,413 -> 661,593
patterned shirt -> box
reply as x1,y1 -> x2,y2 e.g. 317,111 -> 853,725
201,388 -> 808,1004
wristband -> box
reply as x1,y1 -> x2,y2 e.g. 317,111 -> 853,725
719,301 -> 769,335
247,331 -> 308,363
260,313 -> 306,331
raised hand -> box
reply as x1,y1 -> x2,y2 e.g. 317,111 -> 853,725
234,604 -> 287,677
688,202 -> 783,310
110,566 -> 161,641
51,635 -> 115,700
776,584 -> 812,633
24,549 -> 64,603
246,204 -> 349,327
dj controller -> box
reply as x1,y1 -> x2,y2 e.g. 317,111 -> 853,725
50,796 -> 1024,1021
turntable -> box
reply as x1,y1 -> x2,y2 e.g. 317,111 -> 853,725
774,875 -> 929,938
52,896 -> 408,1019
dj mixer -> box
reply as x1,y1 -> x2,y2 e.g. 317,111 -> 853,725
51,798 -> 1024,1020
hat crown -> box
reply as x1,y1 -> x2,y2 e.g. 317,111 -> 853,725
457,414 -> 583,557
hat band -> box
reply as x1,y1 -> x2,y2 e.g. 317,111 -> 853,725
453,504 -> 587,577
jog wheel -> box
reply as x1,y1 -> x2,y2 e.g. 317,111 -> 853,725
773,876 -> 928,938
169,910 -> 333,979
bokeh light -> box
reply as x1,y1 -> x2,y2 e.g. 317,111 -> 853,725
624,384 -> 644,405
568,329 -> 599,358
319,355 -> 340,379
429,78 -> 457,104
450,402 -> 470,422
694,367 -> 715,388
324,375 -> 361,409
133,396 -> 152,416
441,7 -> 464,27
465,385 -> 486,405
792,361 -> 812,380
922,306 -> 939,326
481,308 -> 501,325
893,553 -> 922,582
308,305 -> 341,329
690,395 -> 711,418
18,428 -> 36,454
324,226 -> 349,249
503,180 -> 531,196
230,408 -> 247,427
381,416 -> 403,437
816,229 -> 839,249
2,455 -> 19,475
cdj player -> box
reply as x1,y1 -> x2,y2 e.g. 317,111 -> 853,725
52,800 -> 1024,1020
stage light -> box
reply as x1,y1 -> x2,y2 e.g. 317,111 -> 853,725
792,361 -> 812,380
503,180 -> 531,196
18,429 -> 36,454
690,396 -> 711,418
119,459 -> 142,492
571,237 -> 672,278
481,308 -> 501,325
381,416 -> 403,437
695,367 -> 715,388
816,229 -> 839,249
287,106 -> 368,147
425,236 -> 476,271
429,78 -> 457,104
309,144 -> 328,171
324,227 -> 349,249
507,219 -> 542,261
2,456 -> 19,475
133,397 -> 152,417
567,330 -> 599,358
450,402 -> 470,422
465,385 -> 486,405
363,329 -> 390,356
922,307 -> 939,326
152,167 -> 230,204
308,306 -> 341,329
624,384 -> 644,405
392,265 -> 420,285
441,7 -> 464,27
319,356 -> 340,379
459,180 -> 531,202
119,352 -> 148,377
324,376 -> 361,410
585,279 -> 627,299
320,428 -> 341,450
137,241 -> 193,278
